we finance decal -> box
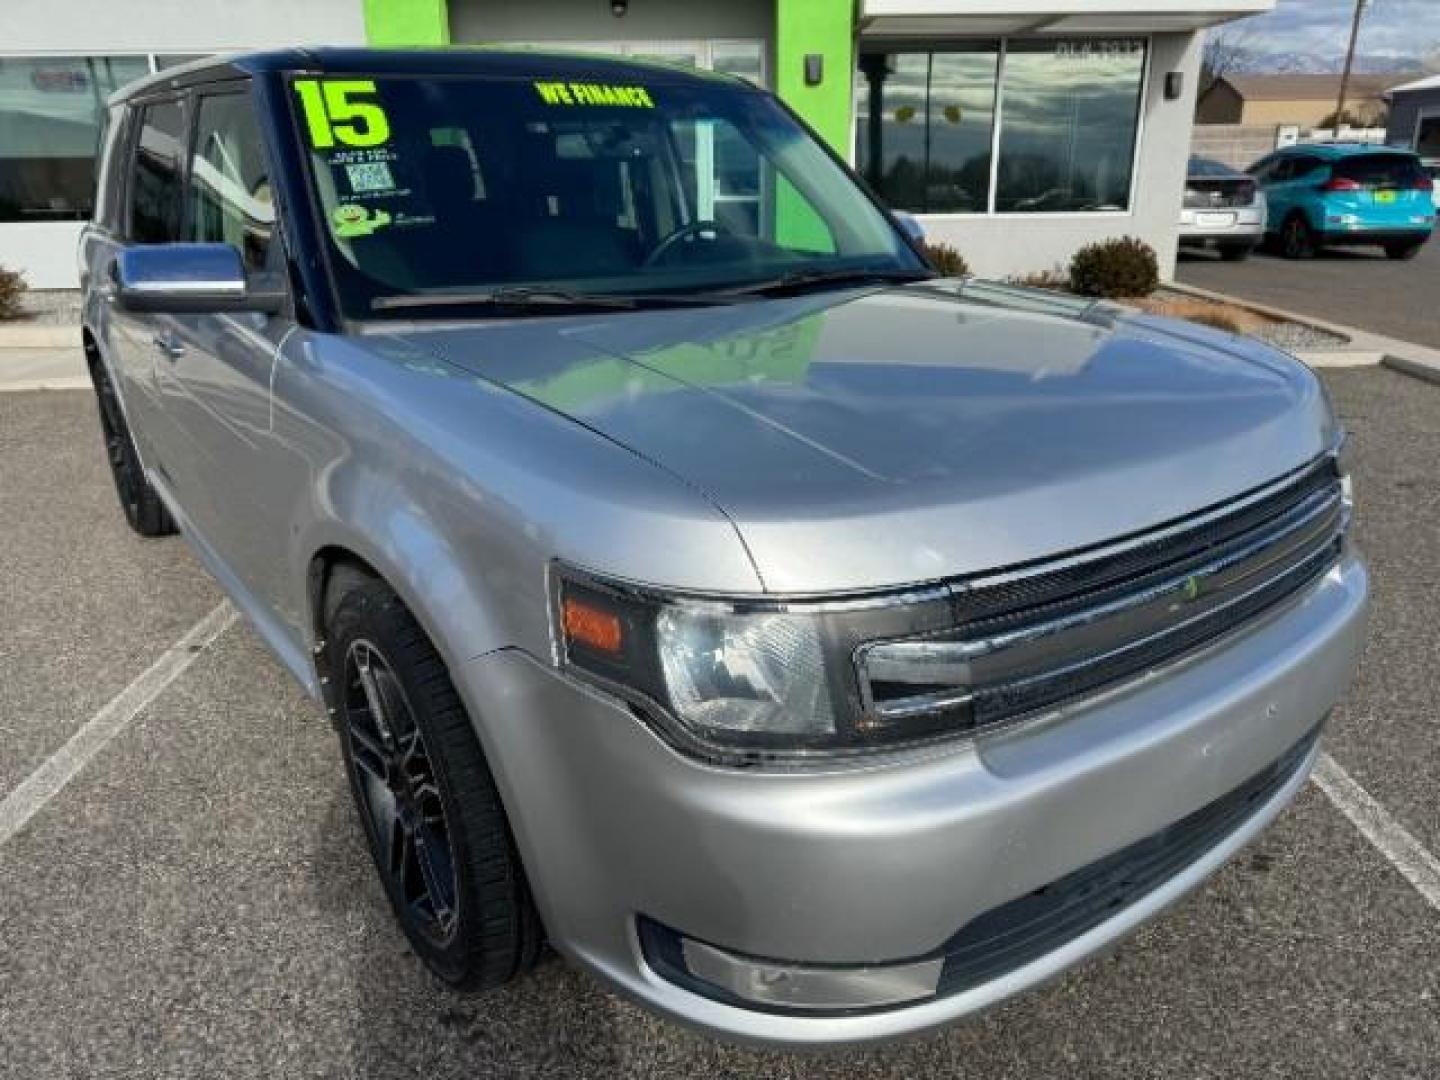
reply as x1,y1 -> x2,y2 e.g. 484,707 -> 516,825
533,81 -> 655,108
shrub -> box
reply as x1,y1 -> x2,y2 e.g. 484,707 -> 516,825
920,241 -> 969,277
0,264 -> 25,321
1068,237 -> 1159,299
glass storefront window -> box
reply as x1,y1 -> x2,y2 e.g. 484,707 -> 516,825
856,38 -> 1147,216
0,55 -> 151,222
994,39 -> 1146,213
856,48 -> 999,214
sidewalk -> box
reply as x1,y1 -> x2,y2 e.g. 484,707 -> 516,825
0,347 -> 88,392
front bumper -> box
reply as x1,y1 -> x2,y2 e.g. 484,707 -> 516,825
457,555 -> 1368,1047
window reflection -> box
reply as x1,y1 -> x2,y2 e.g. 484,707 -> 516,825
994,40 -> 1145,213
0,55 -> 151,222
857,39 -> 1146,216
858,49 -> 999,213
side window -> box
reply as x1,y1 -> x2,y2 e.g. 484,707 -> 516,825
188,91 -> 275,272
128,99 -> 187,243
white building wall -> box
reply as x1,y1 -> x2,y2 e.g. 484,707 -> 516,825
0,0 -> 366,288
915,31 -> 1202,281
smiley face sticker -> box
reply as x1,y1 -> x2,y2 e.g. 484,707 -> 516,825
331,203 -> 392,238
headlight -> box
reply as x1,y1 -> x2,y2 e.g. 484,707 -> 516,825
551,565 -> 958,764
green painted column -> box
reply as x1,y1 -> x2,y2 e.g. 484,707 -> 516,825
774,0 -> 855,156
363,0 -> 451,46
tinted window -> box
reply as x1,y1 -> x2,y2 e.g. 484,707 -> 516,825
994,39 -> 1145,213
188,91 -> 274,271
128,99 -> 187,243
1289,156 -> 1323,179
1332,153 -> 1426,188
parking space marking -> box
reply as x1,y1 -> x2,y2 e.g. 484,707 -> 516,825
0,602 -> 237,849
1314,752 -> 1440,911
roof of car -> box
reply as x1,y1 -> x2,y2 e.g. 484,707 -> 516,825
109,46 -> 748,105
1273,142 -> 1419,160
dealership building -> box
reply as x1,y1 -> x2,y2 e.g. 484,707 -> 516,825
2,0 -> 1270,287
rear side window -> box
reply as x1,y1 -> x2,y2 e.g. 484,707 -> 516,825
1332,154 -> 1425,189
128,99 -> 187,243
188,91 -> 275,271
1288,157 -> 1323,180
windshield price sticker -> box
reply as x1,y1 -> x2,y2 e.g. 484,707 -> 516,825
533,81 -> 654,108
296,79 -> 392,148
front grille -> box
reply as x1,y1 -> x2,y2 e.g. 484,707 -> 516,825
858,455 -> 1347,730
935,724 -> 1320,996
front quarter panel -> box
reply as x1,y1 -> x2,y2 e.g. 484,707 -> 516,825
273,329 -> 761,679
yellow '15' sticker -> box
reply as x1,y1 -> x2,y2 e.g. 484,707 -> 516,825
295,79 -> 392,148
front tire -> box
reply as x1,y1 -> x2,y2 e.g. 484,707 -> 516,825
88,356 -> 175,537
324,570 -> 542,989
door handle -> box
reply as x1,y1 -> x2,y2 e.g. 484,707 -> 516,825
152,333 -> 185,361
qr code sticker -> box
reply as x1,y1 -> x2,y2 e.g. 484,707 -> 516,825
346,162 -> 395,193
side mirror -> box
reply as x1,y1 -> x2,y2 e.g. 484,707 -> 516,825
113,243 -> 285,315
893,211 -> 926,245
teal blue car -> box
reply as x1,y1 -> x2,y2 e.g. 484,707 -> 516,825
1248,144 -> 1435,260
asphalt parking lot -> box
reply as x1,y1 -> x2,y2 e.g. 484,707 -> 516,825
1178,237 -> 1440,350
2,371 -> 1438,1079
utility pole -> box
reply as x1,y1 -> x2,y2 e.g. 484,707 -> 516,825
1333,0 -> 1370,139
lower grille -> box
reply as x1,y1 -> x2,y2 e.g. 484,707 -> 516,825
935,724 -> 1320,997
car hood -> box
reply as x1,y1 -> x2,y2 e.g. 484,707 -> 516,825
387,281 -> 1332,593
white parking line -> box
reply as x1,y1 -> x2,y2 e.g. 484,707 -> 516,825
1313,752 -> 1440,912
0,602 -> 237,849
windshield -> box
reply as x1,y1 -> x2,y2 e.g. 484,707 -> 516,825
289,71 -> 924,316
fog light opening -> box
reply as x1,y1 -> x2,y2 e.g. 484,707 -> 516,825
638,917 -> 942,1013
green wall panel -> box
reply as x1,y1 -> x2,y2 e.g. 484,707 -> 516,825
775,0 -> 854,156
364,0 -> 450,46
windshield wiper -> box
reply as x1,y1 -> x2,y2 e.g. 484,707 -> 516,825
371,286 -> 731,314
718,267 -> 934,298
372,287 -> 637,313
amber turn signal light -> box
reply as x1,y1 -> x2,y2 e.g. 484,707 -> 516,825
562,596 -> 624,654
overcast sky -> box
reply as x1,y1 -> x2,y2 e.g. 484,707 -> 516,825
1239,0 -> 1440,64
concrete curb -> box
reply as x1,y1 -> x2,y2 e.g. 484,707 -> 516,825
0,324 -> 80,349
1382,353 -> 1440,386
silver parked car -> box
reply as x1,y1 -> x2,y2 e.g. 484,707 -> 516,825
1179,156 -> 1268,261
80,50 -> 1367,1047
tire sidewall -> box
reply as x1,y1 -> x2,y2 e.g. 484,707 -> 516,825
326,585 -> 480,983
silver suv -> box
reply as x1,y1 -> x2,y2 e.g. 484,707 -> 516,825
80,50 -> 1368,1047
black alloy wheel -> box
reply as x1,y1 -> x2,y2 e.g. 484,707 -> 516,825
342,639 -> 459,945
325,568 -> 543,989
